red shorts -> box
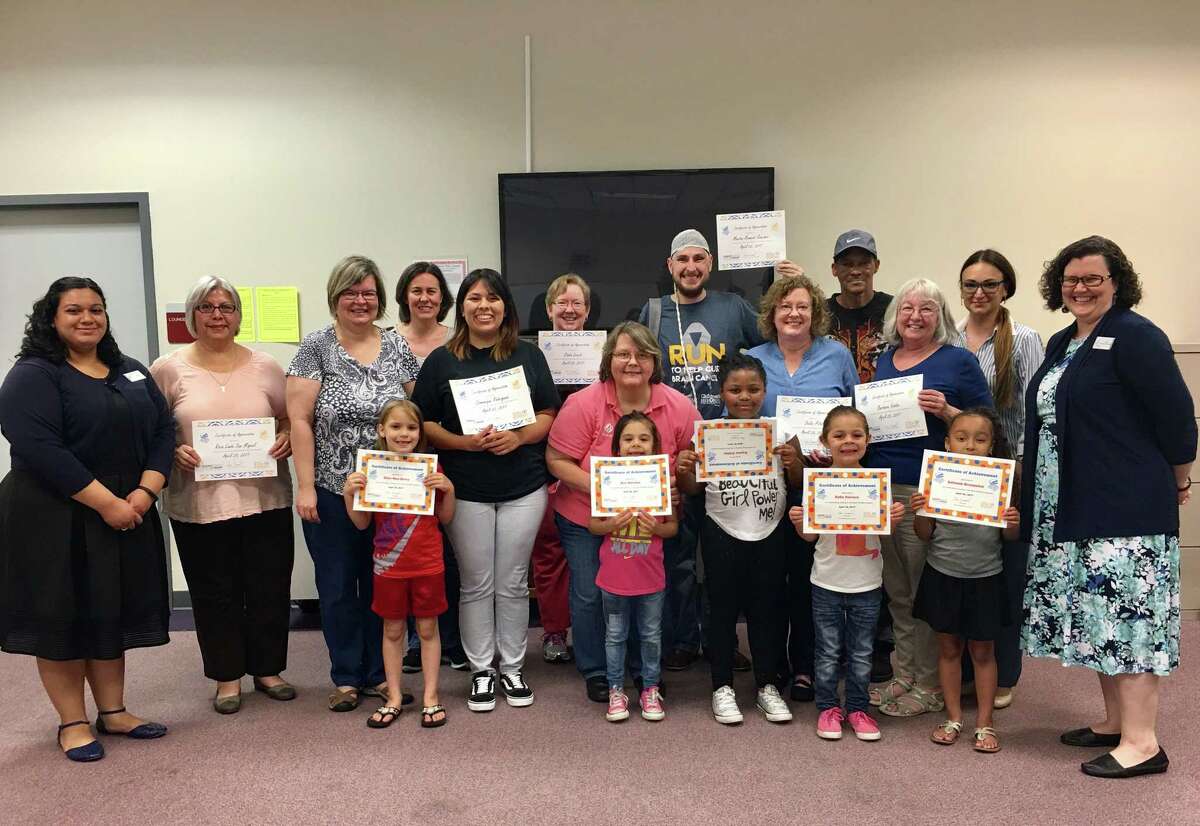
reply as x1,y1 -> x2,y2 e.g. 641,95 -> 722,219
371,572 -> 447,620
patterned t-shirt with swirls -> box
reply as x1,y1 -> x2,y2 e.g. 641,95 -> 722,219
287,325 -> 419,493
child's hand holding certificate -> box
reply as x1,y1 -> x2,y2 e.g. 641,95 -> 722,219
352,449 -> 439,515
693,419 -> 778,481
915,450 -> 1015,527
590,455 -> 673,517
801,468 -> 893,534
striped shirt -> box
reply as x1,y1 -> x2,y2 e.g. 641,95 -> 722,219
958,318 -> 1045,455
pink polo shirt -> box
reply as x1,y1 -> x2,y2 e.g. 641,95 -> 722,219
548,380 -> 702,527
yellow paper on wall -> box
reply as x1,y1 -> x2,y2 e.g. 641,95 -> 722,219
255,287 -> 301,343
235,287 -> 256,342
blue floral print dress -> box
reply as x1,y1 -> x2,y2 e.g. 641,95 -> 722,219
1021,338 -> 1180,676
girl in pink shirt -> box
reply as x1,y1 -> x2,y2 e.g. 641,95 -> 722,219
588,413 -> 678,723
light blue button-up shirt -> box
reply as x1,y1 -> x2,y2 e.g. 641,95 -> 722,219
745,336 -> 859,416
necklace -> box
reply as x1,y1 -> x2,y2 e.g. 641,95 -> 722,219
190,349 -> 241,392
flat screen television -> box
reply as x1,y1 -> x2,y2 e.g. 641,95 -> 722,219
498,167 -> 775,332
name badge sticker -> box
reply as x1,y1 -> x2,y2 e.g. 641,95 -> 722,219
1093,336 -> 1115,351
124,370 -> 147,382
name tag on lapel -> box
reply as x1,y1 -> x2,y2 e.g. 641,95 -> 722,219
1093,337 -> 1114,350
124,370 -> 147,382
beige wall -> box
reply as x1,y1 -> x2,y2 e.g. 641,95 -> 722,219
3,0 -> 1199,598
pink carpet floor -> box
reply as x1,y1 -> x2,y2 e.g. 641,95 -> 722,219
2,623 -> 1198,825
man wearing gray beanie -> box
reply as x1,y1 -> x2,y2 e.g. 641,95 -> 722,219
637,228 -> 764,672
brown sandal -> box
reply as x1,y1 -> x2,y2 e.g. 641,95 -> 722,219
367,706 -> 401,728
328,687 -> 359,712
421,705 -> 447,728
931,719 -> 963,745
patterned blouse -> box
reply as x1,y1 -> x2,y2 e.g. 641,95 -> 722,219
287,325 -> 419,493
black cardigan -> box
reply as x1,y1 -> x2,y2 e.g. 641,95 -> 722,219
0,355 -> 175,497
1019,308 -> 1196,543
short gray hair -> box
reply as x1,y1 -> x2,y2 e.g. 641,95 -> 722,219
882,278 -> 958,347
184,275 -> 242,337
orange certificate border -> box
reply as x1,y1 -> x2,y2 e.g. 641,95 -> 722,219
694,419 -> 776,481
917,450 -> 1014,527
355,451 -> 437,515
803,468 -> 891,534
590,454 -> 672,517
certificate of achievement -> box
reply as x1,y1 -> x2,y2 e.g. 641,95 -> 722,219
854,376 -> 927,443
693,419 -> 777,481
802,468 -> 892,534
192,418 -> 277,482
715,210 -> 787,270
916,450 -> 1016,527
590,454 -> 672,517
353,450 -> 438,515
537,330 -> 606,385
450,366 -> 537,433
776,396 -> 852,454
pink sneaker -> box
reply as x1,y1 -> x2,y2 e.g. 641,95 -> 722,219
817,707 -> 845,740
848,710 -> 882,741
639,686 -> 665,721
606,688 -> 629,722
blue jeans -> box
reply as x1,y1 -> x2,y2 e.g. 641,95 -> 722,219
812,584 -> 881,713
302,486 -> 384,688
663,493 -> 702,655
602,589 -> 664,689
557,514 -> 607,679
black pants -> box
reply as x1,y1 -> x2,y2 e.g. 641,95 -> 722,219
171,508 -> 294,682
700,516 -> 786,690
962,539 -> 1028,688
781,534 -> 816,678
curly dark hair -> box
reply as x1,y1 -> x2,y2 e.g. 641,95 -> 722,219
1039,235 -> 1142,312
17,277 -> 123,366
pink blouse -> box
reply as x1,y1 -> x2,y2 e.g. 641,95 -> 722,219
151,349 -> 292,524
547,381 -> 701,527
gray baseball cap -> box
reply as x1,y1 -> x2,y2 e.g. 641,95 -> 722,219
670,228 -> 710,256
833,229 -> 878,259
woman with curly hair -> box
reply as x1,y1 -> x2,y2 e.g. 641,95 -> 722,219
0,277 -> 173,762
1021,236 -> 1195,779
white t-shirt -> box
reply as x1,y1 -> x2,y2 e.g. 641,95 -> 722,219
811,533 -> 884,593
704,471 -> 787,541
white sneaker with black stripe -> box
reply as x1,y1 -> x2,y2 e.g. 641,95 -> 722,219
468,670 -> 496,712
500,671 -> 534,707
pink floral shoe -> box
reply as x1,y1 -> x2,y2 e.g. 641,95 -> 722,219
606,688 -> 629,722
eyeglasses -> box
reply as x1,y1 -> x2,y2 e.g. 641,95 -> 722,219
340,290 -> 378,302
1062,274 -> 1110,288
898,305 -> 938,317
552,300 -> 586,311
196,303 -> 238,315
961,280 -> 1004,295
612,350 -> 653,363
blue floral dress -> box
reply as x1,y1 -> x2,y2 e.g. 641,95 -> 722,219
1021,338 -> 1180,676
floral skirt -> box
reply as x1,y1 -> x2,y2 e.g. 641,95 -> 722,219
1020,423 -> 1180,676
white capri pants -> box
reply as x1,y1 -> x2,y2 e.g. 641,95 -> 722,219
445,486 -> 547,674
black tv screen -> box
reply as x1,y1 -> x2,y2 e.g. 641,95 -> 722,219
499,168 -> 775,332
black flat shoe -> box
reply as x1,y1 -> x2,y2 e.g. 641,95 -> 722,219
96,707 -> 167,739
1081,748 -> 1168,779
57,720 -> 104,762
586,676 -> 609,703
1060,727 -> 1121,748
